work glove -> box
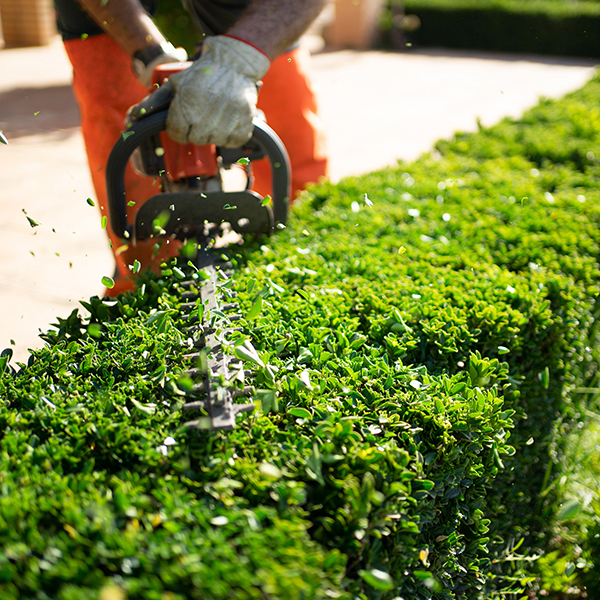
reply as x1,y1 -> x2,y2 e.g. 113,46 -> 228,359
134,42 -> 188,87
129,35 -> 270,148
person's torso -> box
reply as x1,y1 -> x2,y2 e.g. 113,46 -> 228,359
183,0 -> 250,36
54,0 -> 250,41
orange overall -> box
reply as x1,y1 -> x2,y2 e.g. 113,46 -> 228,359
64,34 -> 328,296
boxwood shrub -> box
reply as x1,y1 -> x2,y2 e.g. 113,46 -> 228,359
385,0 -> 600,58
2,72 -> 600,599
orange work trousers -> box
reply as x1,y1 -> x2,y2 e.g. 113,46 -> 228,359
64,34 -> 328,296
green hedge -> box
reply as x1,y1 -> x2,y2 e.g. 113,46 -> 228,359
2,73 -> 600,599
384,0 -> 600,57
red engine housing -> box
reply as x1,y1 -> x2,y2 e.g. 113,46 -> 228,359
150,63 -> 219,183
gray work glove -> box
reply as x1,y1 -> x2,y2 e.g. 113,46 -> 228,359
130,36 -> 270,148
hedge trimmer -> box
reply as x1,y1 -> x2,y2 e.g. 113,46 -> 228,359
105,64 -> 290,431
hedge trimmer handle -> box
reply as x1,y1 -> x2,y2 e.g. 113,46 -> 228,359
106,110 -> 291,240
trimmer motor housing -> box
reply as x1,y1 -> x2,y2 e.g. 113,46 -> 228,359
131,63 -> 221,192
106,62 -> 291,244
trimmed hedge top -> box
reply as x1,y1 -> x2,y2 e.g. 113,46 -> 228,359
2,74 -> 600,599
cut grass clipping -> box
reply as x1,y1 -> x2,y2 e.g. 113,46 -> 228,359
2,75 -> 600,600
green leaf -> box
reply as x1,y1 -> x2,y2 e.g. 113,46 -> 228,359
196,349 -> 208,375
0,348 -> 13,375
87,324 -> 102,338
289,407 -> 312,419
244,296 -> 263,320
153,210 -> 170,234
297,370 -> 313,390
297,347 -> 313,365
177,376 -> 195,391
415,479 -> 435,490
556,499 -> 580,521
306,442 -> 324,485
101,276 -> 115,289
257,389 -> 278,413
539,366 -> 550,389
450,382 -> 467,395
22,209 -> 41,228
130,398 -> 156,416
237,157 -> 250,165
234,340 -> 265,368
181,240 -> 198,258
424,576 -> 442,592
0,131 -> 8,145
359,569 -> 395,591
195,301 -> 205,324
86,197 -> 95,207
101,215 -> 108,229
259,463 -> 282,480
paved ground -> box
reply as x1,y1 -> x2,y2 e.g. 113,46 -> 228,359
0,35 -> 597,363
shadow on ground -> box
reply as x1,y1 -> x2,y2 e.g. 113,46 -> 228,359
0,84 -> 80,138
375,45 -> 599,67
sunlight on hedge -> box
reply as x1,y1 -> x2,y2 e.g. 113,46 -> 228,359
2,71 -> 600,600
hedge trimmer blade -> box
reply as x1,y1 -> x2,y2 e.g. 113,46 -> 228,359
178,248 -> 254,430
105,104 -> 290,432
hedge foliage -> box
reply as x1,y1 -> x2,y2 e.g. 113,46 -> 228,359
2,71 -> 600,600
385,0 -> 600,57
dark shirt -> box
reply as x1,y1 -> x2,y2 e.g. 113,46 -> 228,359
54,0 -> 250,41
182,0 -> 248,36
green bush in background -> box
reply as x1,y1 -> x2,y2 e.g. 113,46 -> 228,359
2,66 -> 600,600
154,0 -> 203,56
384,0 -> 600,57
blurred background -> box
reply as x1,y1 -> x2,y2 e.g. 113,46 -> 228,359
0,0 -> 597,363
2,0 -> 600,66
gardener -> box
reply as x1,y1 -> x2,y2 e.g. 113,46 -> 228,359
54,0 -> 329,295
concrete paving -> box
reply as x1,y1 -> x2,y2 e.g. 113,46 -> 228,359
0,35 -> 597,364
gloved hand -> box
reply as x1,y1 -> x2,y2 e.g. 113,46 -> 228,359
135,42 -> 188,87
129,36 -> 270,148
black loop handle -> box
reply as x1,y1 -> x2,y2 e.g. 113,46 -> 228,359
106,111 -> 291,239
